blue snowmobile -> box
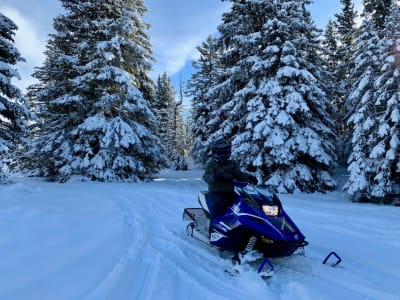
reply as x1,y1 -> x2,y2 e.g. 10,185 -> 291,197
183,180 -> 308,277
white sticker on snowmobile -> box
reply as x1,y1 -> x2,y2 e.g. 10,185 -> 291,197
218,222 -> 231,232
198,193 -> 210,213
210,231 -> 226,242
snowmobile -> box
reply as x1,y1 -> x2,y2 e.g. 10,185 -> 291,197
183,181 -> 308,277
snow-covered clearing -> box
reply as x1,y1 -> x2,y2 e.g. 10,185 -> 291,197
0,169 -> 399,300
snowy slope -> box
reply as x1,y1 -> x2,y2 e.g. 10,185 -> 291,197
0,169 -> 399,300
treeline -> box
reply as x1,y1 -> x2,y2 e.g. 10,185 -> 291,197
0,0 -> 398,204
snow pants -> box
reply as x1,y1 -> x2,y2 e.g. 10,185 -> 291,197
208,191 -> 236,236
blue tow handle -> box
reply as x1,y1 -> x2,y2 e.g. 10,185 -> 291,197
258,258 -> 274,273
323,251 -> 342,267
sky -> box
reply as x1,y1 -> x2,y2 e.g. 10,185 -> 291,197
0,0 -> 363,109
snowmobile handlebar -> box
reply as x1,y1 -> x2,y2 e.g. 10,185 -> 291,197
233,180 -> 251,188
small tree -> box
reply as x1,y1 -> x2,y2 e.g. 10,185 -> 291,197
153,72 -> 175,160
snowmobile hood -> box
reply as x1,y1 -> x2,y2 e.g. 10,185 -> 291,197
232,184 -> 305,242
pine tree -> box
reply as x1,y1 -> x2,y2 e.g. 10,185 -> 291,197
187,35 -> 222,165
168,98 -> 187,170
323,19 -> 339,75
335,0 -> 358,81
363,0 -> 393,32
171,77 -> 189,170
25,0 -> 166,182
369,3 -> 400,201
207,0 -> 337,193
322,20 -> 341,145
344,17 -> 382,201
153,72 -> 175,159
333,0 -> 358,164
0,13 -> 30,180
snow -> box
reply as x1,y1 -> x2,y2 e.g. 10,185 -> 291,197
1,168 -> 399,300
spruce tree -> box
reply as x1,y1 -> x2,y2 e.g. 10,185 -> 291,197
346,3 -> 400,203
26,0 -> 166,182
334,0 -> 358,163
344,17 -> 382,201
208,0 -> 337,193
369,3 -> 400,201
335,0 -> 358,81
153,72 -> 175,161
168,98 -> 187,170
364,0 -> 393,32
187,35 -> 222,166
0,13 -> 30,180
171,78 -> 189,170
323,19 -> 339,75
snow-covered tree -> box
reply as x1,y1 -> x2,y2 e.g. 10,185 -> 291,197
335,0 -> 358,82
345,3 -> 400,203
168,98 -> 187,170
153,72 -> 175,157
344,17 -> 382,201
153,72 -> 188,169
171,78 -> 189,170
25,0 -> 166,182
332,0 -> 359,163
363,0 -> 393,32
0,13 -> 30,181
207,0 -> 337,193
323,19 -> 339,75
187,35 -> 222,166
322,20 -> 341,142
368,3 -> 400,200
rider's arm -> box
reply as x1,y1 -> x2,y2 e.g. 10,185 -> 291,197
202,160 -> 215,184
233,161 -> 257,184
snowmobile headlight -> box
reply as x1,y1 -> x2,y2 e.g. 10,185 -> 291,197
262,205 -> 279,216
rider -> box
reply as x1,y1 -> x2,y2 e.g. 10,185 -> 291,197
202,138 -> 257,236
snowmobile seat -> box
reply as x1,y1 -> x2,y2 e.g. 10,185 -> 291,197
198,191 -> 212,218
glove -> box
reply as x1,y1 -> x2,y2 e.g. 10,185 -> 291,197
248,175 -> 258,185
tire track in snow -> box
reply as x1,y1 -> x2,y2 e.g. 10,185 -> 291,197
85,195 -> 159,299
149,232 -> 272,300
89,186 -> 272,300
268,251 -> 398,300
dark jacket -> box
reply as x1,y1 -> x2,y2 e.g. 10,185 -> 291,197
202,158 -> 254,193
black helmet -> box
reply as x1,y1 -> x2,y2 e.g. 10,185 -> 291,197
211,138 -> 231,161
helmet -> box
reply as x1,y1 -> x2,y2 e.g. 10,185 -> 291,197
211,139 -> 231,161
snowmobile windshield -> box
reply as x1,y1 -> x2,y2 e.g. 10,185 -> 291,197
243,189 -> 280,217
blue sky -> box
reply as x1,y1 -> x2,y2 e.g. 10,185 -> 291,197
0,0 -> 362,107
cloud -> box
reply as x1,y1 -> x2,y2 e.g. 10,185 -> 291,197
1,0 -> 231,91
146,1 -> 230,79
150,35 -> 202,79
0,5 -> 46,91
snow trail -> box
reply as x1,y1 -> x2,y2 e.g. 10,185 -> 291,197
0,169 -> 399,299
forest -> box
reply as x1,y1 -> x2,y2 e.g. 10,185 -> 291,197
0,0 -> 399,204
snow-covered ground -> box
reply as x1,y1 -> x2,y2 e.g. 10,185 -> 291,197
0,169 -> 399,300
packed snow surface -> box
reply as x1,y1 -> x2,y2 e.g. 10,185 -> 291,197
0,169 -> 399,300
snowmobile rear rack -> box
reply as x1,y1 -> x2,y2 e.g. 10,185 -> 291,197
183,208 -> 210,245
